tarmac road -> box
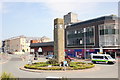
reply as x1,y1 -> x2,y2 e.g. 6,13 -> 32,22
0,54 -> 119,79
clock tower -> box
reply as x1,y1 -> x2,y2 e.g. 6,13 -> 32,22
54,18 -> 65,63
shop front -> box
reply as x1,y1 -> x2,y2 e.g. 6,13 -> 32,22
65,49 -> 76,57
74,49 -> 83,59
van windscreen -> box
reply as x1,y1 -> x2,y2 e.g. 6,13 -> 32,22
106,56 -> 113,59
93,56 -> 103,59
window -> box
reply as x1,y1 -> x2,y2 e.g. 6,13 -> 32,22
100,30 -> 104,35
93,56 -> 103,59
105,29 -> 108,34
105,56 -> 108,59
106,56 -> 113,59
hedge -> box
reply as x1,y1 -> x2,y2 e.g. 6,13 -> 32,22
24,62 -> 95,70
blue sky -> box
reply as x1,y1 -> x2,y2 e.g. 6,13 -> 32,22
1,1 -> 119,40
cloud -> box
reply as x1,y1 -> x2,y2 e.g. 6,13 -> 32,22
40,0 -> 99,19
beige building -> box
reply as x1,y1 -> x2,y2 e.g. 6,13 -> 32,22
3,35 -> 51,54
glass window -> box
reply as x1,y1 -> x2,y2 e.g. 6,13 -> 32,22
108,29 -> 113,34
106,56 -> 113,59
105,29 -> 108,34
112,29 -> 115,34
100,30 -> 104,35
105,56 -> 108,59
93,56 -> 104,59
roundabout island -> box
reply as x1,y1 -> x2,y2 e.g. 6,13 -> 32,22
23,59 -> 95,71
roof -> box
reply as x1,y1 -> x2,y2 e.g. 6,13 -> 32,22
67,15 -> 117,27
30,41 -> 54,47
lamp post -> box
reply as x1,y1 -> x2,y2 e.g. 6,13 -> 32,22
84,28 -> 86,59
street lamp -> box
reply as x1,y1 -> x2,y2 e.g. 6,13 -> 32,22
83,28 -> 86,59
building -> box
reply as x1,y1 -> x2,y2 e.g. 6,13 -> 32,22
2,35 -> 51,54
0,40 -> 1,47
65,15 -> 120,58
64,12 -> 79,26
3,36 -> 28,54
29,13 -> 120,59
30,41 -> 54,55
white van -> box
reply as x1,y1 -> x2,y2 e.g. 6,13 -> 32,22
91,54 -> 116,64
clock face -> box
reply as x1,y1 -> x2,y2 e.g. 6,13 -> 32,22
55,25 -> 57,28
59,24 -> 63,28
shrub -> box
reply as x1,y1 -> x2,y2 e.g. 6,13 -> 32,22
24,61 -> 95,70
0,72 -> 17,80
85,64 -> 95,68
35,64 -> 48,67
46,59 -> 58,64
52,64 -> 59,66
66,67 -> 74,70
33,62 -> 46,64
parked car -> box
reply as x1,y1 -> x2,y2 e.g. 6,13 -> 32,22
46,55 -> 54,59
65,56 -> 74,61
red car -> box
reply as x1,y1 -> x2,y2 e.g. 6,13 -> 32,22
65,56 -> 74,61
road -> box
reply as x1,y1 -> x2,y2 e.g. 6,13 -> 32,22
0,54 -> 119,79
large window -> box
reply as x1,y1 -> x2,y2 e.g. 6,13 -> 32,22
93,56 -> 104,59
99,23 -> 119,46
100,29 -> 118,35
67,26 -> 95,46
